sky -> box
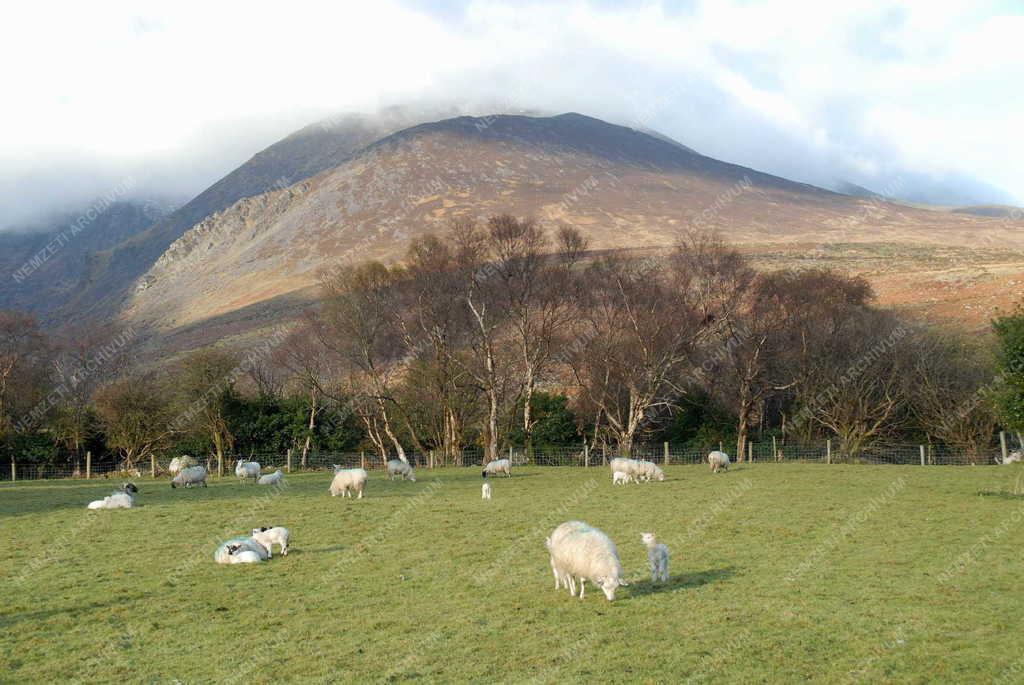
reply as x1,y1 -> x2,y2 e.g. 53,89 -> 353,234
1,0 -> 1022,228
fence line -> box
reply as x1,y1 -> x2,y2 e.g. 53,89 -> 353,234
1,439 -> 1016,482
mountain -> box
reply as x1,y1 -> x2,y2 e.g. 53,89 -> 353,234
951,205 -> 1023,219
113,112 -> 1024,355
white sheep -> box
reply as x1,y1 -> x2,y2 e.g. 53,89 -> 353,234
546,521 -> 628,601
330,468 -> 368,498
482,458 -> 511,478
634,460 -> 666,482
996,450 -> 1023,465
214,537 -> 269,565
171,465 -> 208,488
87,483 -> 138,510
708,451 -> 731,473
235,459 -> 261,483
258,469 -> 284,485
386,459 -> 416,482
641,532 -> 670,582
612,471 -> 634,486
168,455 -> 197,476
546,520 -> 588,595
482,482 -> 492,500
251,526 -> 290,557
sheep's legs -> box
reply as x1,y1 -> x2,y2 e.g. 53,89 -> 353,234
578,579 -> 585,599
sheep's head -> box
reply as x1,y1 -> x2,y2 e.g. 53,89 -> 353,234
226,544 -> 242,555
481,470 -> 488,478
655,471 -> 666,481
641,532 -> 657,546
596,576 -> 627,601
407,473 -> 416,482
122,482 -> 139,494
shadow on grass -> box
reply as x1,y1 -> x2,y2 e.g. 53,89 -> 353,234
0,593 -> 151,629
627,566 -> 738,597
977,490 -> 1024,500
287,544 -> 345,556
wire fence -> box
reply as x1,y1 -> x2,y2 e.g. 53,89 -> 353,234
2,438 -> 1018,482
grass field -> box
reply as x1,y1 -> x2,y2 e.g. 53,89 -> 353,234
2,463 -> 1023,684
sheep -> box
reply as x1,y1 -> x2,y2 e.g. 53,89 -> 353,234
258,469 -> 284,485
545,520 -> 588,595
482,482 -> 492,500
87,483 -> 137,510
251,526 -> 290,558
235,459 -> 261,483
386,459 -> 416,482
171,465 -> 208,488
708,451 -> 731,473
634,460 -> 665,482
610,457 -> 644,481
996,450 -> 1023,465
546,521 -> 628,601
214,537 -> 269,565
330,468 -> 368,498
641,533 -> 670,582
482,458 -> 511,478
168,455 -> 197,476
612,471 -> 634,486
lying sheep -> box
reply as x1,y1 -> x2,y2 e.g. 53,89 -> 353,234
251,526 -> 290,557
612,471 -> 634,486
641,533 -> 670,582
330,468 -> 368,499
235,459 -> 261,483
634,460 -> 665,482
168,455 -> 197,476
258,469 -> 284,485
171,465 -> 208,488
482,458 -> 511,478
708,451 -> 730,473
996,450 -> 1023,465
482,482 -> 492,500
546,521 -> 628,601
386,459 -> 416,482
87,483 -> 137,510
214,537 -> 269,565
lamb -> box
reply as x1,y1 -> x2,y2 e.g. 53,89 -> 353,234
610,457 -> 643,482
257,469 -> 284,485
235,459 -> 261,483
641,533 -> 670,582
386,459 -> 416,482
612,471 -> 634,486
546,520 -> 628,601
996,450 -> 1023,465
214,537 -> 269,564
330,468 -> 368,498
87,483 -> 137,510
251,526 -> 290,557
482,482 -> 492,500
171,465 -> 208,488
708,451 -> 731,473
168,455 -> 197,476
482,458 -> 511,478
634,460 -> 666,482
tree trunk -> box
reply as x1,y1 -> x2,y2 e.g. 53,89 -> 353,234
486,388 -> 499,464
302,390 -> 316,469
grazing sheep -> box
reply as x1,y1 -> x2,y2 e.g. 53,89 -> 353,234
214,537 -> 269,565
251,526 -> 290,557
386,459 -> 416,482
168,455 -> 197,476
634,460 -> 666,482
996,450 -> 1023,465
546,521 -> 628,601
330,468 -> 368,498
482,458 -> 511,478
482,482 -> 492,500
87,483 -> 137,510
258,469 -> 284,485
546,521 -> 588,595
171,465 -> 208,488
641,533 -> 670,582
708,451 -> 730,473
612,471 -> 634,486
235,459 -> 261,483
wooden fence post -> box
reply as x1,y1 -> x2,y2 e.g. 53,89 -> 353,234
1000,431 -> 1008,464
10,457 -> 15,482
919,445 -> 926,466
584,442 -> 589,468
361,451 -> 366,470
663,441 -> 669,466
772,436 -> 777,461
826,439 -> 832,464
749,442 -> 754,463
429,449 -> 434,469
151,453 -> 156,479
86,451 -> 92,479
286,449 -> 292,473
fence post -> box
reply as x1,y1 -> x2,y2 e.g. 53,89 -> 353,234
361,451 -> 366,470
286,449 -> 292,473
10,457 -> 15,482
749,442 -> 754,463
719,441 -> 723,452
919,445 -> 925,466
429,449 -> 434,469
663,441 -> 669,466
584,443 -> 589,468
772,436 -> 777,461
86,451 -> 92,479
151,453 -> 156,479
1000,431 -> 1008,464
826,439 -> 832,464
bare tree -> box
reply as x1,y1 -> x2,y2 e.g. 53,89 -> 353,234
176,349 -> 240,474
94,374 -> 173,469
0,311 -> 50,462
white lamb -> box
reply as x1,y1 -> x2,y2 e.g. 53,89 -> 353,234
214,537 -> 269,565
612,471 -> 634,486
386,459 -> 416,482
635,460 -> 666,482
258,469 -> 284,485
251,526 -> 290,557
171,465 -> 207,488
87,483 -> 138,510
708,450 -> 731,473
546,520 -> 628,601
330,468 -> 368,498
235,459 -> 261,483
482,458 -> 511,478
482,482 -> 492,500
641,532 -> 670,582
168,455 -> 197,476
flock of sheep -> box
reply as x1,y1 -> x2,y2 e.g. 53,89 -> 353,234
82,449 -> 735,590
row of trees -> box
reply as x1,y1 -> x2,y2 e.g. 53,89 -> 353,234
0,215 -> 1019,470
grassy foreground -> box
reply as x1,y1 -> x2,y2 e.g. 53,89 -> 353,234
1,463 -> 1023,684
